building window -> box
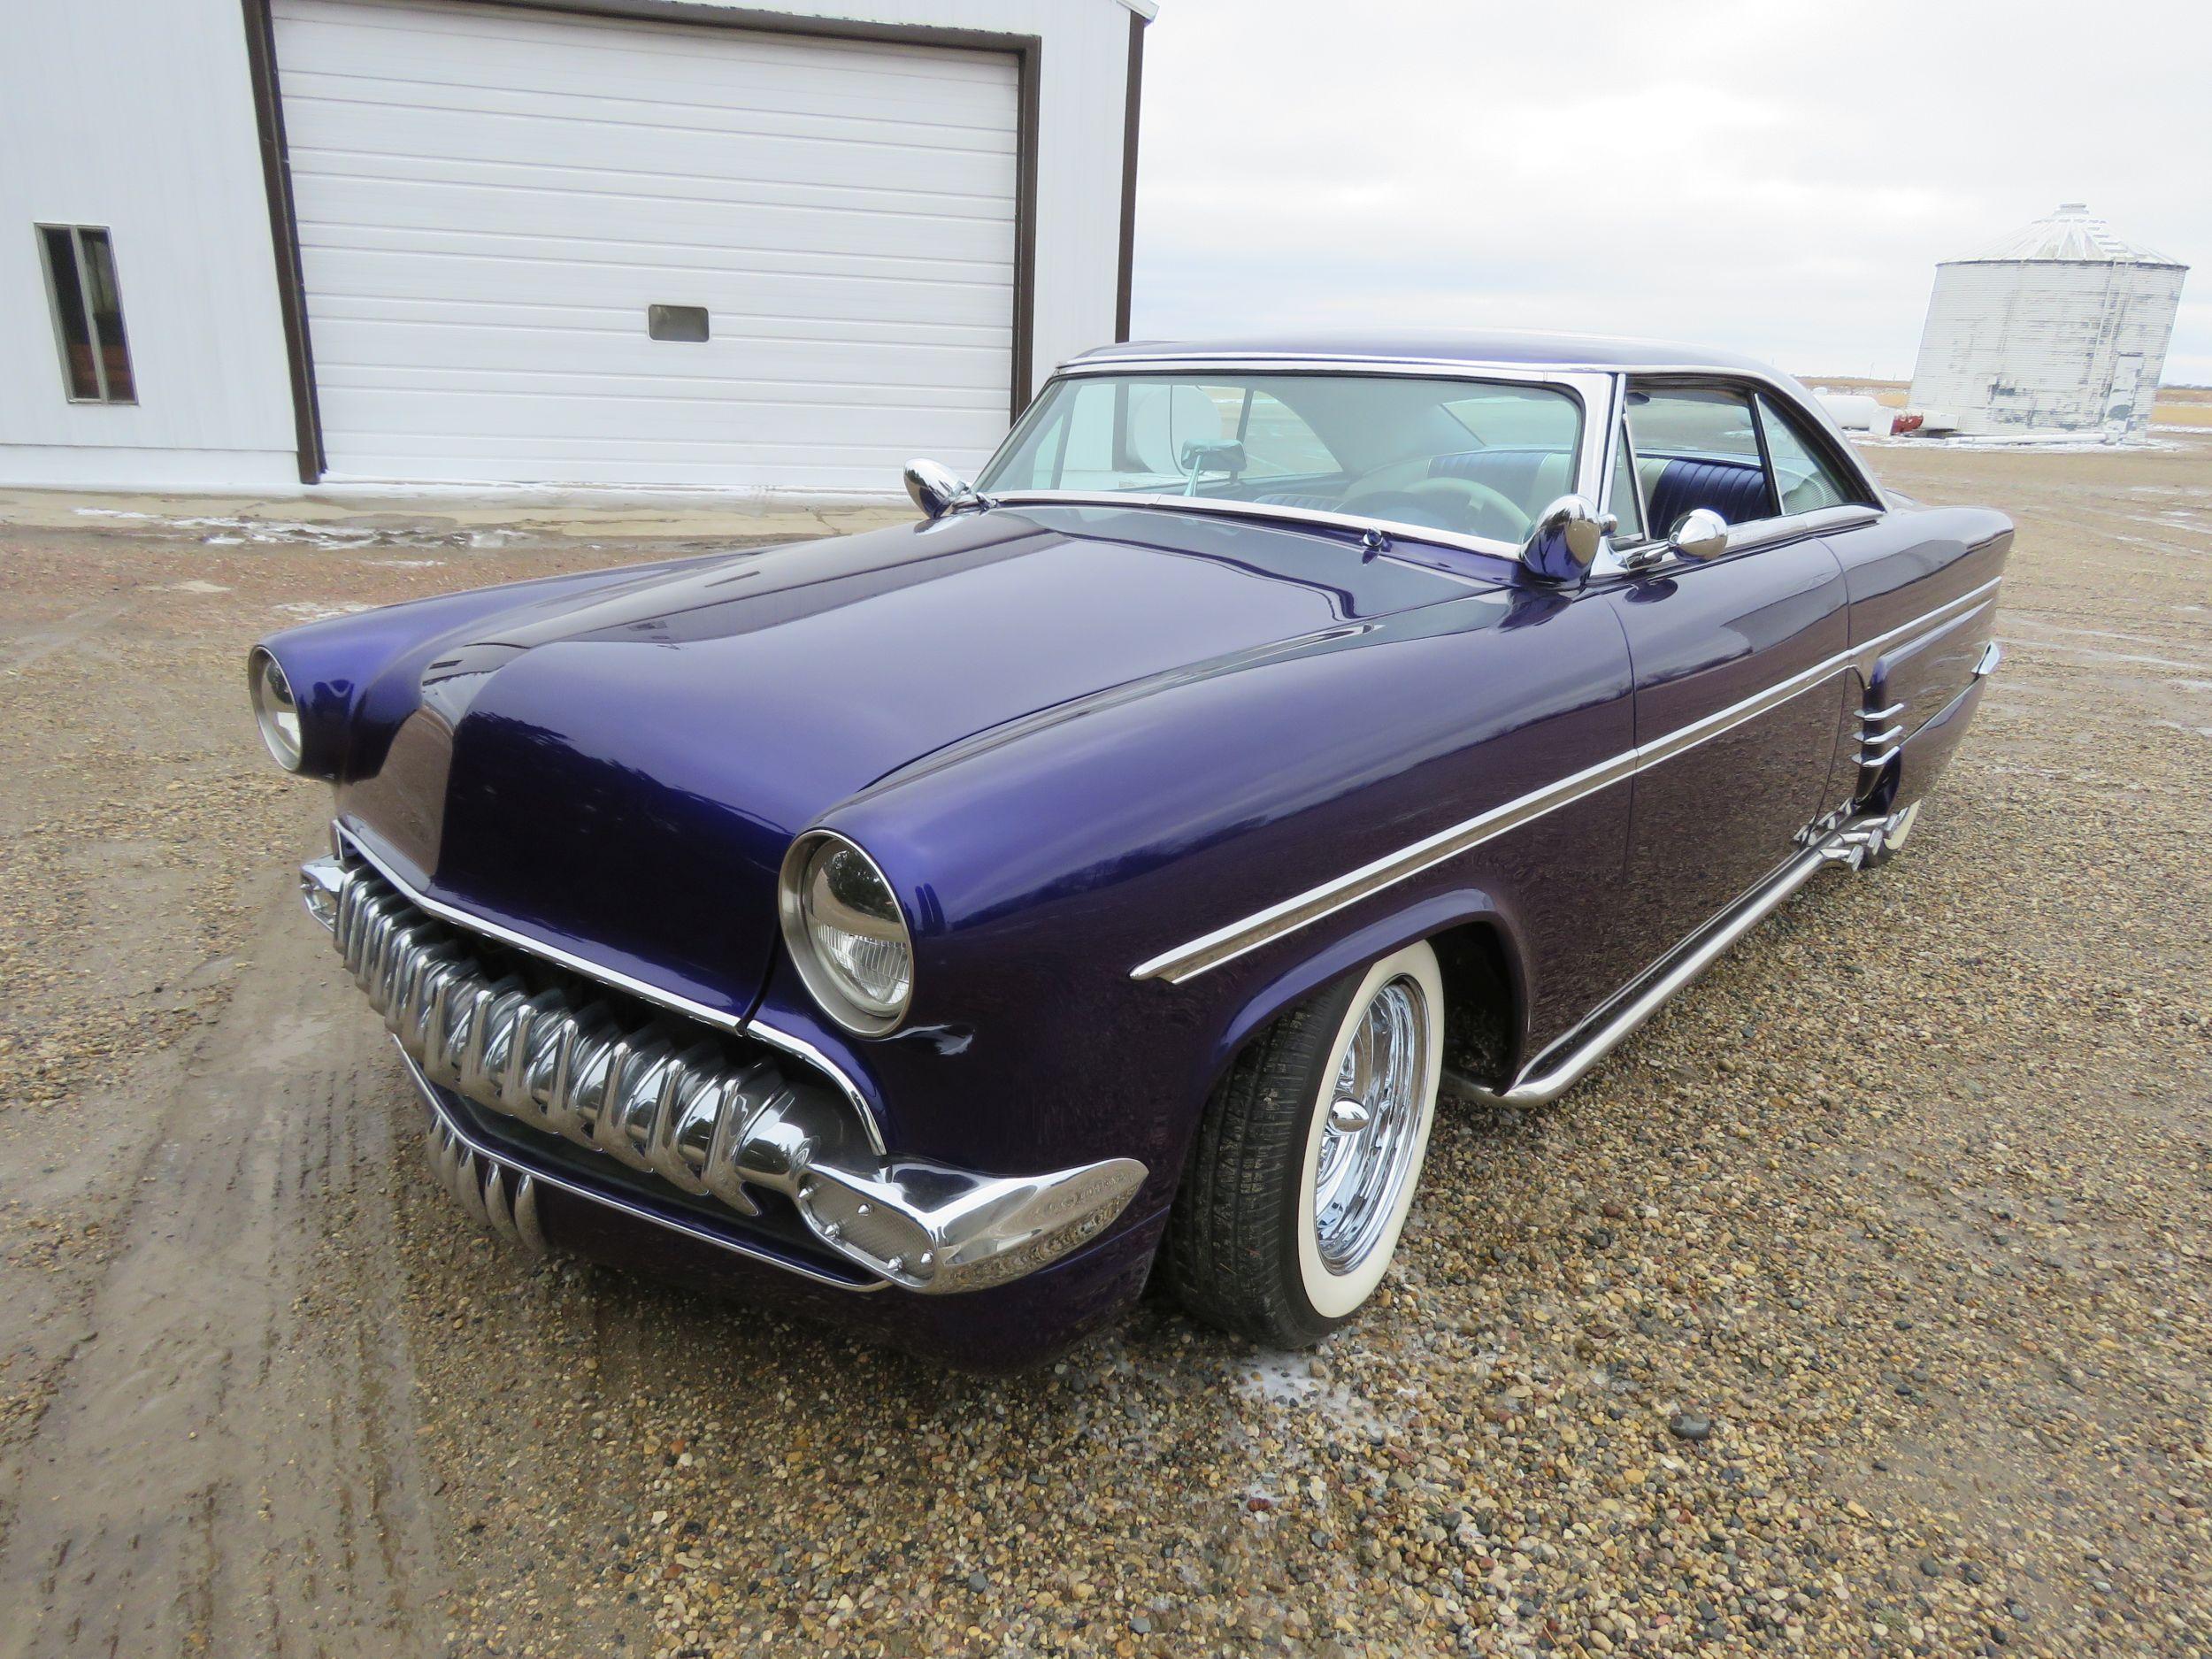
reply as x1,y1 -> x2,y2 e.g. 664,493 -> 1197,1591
37,225 -> 136,404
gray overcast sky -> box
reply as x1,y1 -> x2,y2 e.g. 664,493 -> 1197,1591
1127,1 -> 2212,384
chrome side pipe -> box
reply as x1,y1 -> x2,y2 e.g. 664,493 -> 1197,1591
307,856 -> 1146,1294
1456,810 -> 1901,1110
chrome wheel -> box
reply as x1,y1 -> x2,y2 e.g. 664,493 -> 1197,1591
1312,975 -> 1430,1275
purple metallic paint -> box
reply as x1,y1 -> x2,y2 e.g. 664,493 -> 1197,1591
254,369 -> 2012,1365
1603,531 -> 1852,972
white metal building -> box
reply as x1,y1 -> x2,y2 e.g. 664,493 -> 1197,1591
1908,204 -> 2187,438
2,0 -> 1152,493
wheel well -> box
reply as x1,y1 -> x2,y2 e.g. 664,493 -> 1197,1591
1428,921 -> 1518,1088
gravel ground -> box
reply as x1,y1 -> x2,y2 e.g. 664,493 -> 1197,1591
0,443 -> 2207,1658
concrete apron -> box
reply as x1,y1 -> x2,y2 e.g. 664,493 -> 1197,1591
0,484 -> 918,545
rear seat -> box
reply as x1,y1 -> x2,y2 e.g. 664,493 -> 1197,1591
1642,457 -> 1771,531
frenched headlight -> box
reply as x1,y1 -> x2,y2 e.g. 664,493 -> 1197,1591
248,646 -> 305,772
779,832 -> 913,1034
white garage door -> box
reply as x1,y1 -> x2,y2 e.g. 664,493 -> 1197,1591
270,0 -> 1019,488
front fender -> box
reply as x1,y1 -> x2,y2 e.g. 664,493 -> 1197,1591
1206,886 -> 1534,1091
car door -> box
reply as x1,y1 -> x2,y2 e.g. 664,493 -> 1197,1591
1597,380 -> 1855,976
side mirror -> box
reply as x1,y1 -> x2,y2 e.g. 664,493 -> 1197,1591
1519,494 -> 1613,582
904,458 -> 976,520
1667,508 -> 1730,562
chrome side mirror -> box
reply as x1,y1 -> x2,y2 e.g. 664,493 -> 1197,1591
1666,508 -> 1730,562
1519,494 -> 1614,582
904,458 -> 976,520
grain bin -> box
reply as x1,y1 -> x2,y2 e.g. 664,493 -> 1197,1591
1907,204 -> 2186,437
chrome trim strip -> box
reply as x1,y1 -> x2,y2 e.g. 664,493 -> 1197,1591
396,1041 -> 886,1293
1130,577 -> 2002,984
1131,745 -> 1643,984
1865,701 -> 1906,721
1457,816 -> 1882,1108
334,823 -> 883,1151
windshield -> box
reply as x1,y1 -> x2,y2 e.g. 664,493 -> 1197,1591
976,372 -> 1585,546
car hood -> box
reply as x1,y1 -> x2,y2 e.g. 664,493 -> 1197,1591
337,503 -> 1498,1020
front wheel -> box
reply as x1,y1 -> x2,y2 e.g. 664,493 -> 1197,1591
1164,941 -> 1445,1348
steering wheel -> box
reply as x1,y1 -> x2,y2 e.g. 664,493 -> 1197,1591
1342,472 -> 1532,543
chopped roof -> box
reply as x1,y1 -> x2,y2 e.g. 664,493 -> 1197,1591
1953,204 -> 2185,268
1070,327 -> 1790,377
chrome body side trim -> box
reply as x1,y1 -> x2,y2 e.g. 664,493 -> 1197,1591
1131,578 -> 2002,984
1455,805 -> 1906,1109
322,854 -> 1147,1294
332,822 -> 884,1150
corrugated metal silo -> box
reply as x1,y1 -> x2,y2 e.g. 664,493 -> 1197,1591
1907,204 -> 2187,436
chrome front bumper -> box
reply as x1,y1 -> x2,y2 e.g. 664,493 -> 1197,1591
303,853 -> 1146,1294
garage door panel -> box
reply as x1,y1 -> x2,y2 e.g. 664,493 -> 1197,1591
277,53 -> 1018,144
327,428 -> 1004,478
280,70 -> 1017,165
319,385 -> 1002,446
294,223 -> 1016,296
284,101 -> 1016,198
292,178 -> 1016,267
285,3 -> 1017,107
306,291 -> 1010,349
295,249 -> 1014,334
273,0 -> 1019,486
319,343 -> 1012,398
285,150 -> 1016,227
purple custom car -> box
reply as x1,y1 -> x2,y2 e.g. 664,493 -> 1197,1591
248,332 -> 2008,1368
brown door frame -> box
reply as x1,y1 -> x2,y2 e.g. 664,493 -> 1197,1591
239,0 -> 1048,484
1115,7 -> 1147,343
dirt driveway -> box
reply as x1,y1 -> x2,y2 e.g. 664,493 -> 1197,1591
0,446 -> 2207,1658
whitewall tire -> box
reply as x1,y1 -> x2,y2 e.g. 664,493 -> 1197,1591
1164,940 -> 1446,1348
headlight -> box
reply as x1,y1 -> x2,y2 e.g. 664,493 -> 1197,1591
778,832 -> 913,1034
248,647 -> 304,772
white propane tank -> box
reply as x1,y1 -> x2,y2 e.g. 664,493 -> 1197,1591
1814,393 -> 1887,434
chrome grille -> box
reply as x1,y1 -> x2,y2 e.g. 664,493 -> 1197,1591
310,849 -> 1148,1294
335,861 -> 840,1220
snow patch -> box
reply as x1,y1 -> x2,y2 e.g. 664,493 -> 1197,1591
1235,1352 -> 1383,1431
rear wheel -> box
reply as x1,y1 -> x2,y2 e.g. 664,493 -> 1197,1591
1164,941 -> 1445,1347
